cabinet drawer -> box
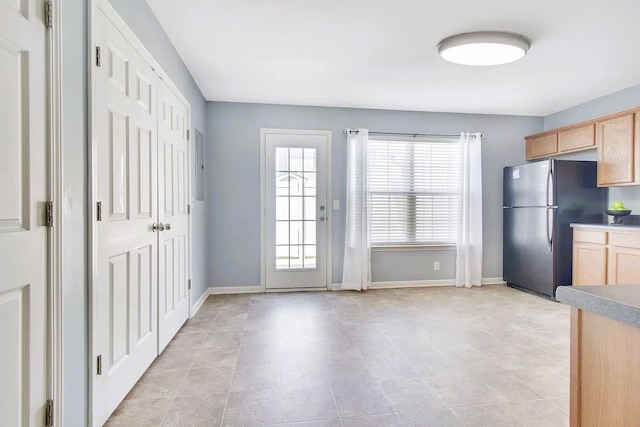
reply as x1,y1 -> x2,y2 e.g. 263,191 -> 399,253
559,124 -> 595,152
609,232 -> 640,249
574,229 -> 607,245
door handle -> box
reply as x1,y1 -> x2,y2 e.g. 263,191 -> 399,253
152,223 -> 165,232
546,209 -> 553,252
164,223 -> 171,231
319,216 -> 326,222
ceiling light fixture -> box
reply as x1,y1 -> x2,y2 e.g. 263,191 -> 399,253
437,31 -> 530,66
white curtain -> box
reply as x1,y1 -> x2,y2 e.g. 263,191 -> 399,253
342,129 -> 371,291
456,132 -> 483,288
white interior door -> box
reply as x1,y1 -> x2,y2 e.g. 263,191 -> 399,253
94,10 -> 159,426
157,78 -> 190,351
264,130 -> 329,289
0,1 -> 48,426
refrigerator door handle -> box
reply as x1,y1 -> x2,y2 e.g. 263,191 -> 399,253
547,208 -> 554,252
546,163 -> 554,206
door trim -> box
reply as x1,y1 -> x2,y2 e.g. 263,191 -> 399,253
47,1 -> 64,425
259,128 -> 333,292
88,1 -> 193,424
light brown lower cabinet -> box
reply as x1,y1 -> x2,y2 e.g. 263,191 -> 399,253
572,228 -> 640,285
570,308 -> 640,426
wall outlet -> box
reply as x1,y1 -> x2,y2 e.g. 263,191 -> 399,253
434,261 -> 440,271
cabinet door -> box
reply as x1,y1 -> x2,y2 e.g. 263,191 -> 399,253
573,243 -> 607,285
526,134 -> 558,160
559,124 -> 595,153
607,246 -> 640,285
597,113 -> 635,186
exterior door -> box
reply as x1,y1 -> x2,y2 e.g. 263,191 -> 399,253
264,130 -> 329,289
94,10 -> 159,426
0,1 -> 48,426
157,78 -> 190,351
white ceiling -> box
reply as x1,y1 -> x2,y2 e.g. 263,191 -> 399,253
147,0 -> 640,116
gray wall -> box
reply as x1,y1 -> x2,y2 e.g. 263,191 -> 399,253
60,1 -> 208,425
207,102 -> 543,286
544,84 -> 640,212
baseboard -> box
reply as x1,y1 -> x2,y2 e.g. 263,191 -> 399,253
333,277 -> 506,290
209,285 -> 263,295
191,288 -> 211,318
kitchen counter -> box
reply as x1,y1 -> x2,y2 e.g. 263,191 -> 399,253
570,223 -> 640,232
556,285 -> 640,426
556,285 -> 640,328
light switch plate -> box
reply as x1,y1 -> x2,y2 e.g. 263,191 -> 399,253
333,200 -> 339,210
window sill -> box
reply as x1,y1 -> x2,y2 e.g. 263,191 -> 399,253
371,245 -> 456,252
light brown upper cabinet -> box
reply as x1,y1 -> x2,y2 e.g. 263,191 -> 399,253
525,133 -> 558,160
559,123 -> 595,153
596,112 -> 639,186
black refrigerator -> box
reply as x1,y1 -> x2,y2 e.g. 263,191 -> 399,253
503,159 -> 607,298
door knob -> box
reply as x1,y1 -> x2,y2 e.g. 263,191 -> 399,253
164,223 -> 171,231
152,223 -> 165,232
319,216 -> 326,221
320,206 -> 325,211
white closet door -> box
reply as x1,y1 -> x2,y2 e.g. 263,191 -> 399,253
157,78 -> 190,352
94,10 -> 159,426
0,1 -> 48,426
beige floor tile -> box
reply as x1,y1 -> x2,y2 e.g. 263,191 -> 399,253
397,408 -> 464,427
126,369 -> 189,400
105,397 -> 173,427
474,371 -> 543,403
451,403 -> 521,427
230,363 -> 280,392
191,346 -> 239,369
178,367 -> 234,396
161,393 -> 228,427
331,381 -> 393,417
281,385 -> 340,423
341,413 -> 403,427
504,399 -> 569,427
148,349 -> 197,372
222,388 -> 282,426
380,378 -> 445,413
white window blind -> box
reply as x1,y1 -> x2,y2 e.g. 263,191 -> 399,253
368,138 -> 460,245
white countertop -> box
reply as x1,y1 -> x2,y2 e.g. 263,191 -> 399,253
571,223 -> 640,232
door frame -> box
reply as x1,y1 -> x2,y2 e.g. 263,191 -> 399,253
88,1 -> 193,425
260,128 -> 333,292
48,1 -> 64,425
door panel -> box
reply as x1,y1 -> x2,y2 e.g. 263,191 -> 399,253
503,160 -> 553,207
264,131 -> 329,289
157,78 -> 190,352
503,207 -> 556,296
0,0 -> 47,426
95,10 -> 159,425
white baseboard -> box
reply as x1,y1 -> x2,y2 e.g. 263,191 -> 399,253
209,285 -> 263,295
333,277 -> 506,291
191,289 -> 210,318
198,278 -> 506,298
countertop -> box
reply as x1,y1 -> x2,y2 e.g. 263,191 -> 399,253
556,285 -> 640,328
570,223 -> 640,232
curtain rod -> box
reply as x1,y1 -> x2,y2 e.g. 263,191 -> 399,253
343,129 -> 483,139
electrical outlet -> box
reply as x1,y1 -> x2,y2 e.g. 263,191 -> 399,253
434,261 -> 440,271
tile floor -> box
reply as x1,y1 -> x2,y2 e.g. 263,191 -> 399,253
105,285 -> 570,427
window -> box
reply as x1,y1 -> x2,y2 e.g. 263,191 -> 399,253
368,138 -> 460,246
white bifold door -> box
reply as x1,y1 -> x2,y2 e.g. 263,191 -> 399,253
94,9 -> 190,425
0,1 -> 48,426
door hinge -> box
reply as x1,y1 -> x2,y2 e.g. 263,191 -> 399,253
187,204 -> 191,215
45,399 -> 54,427
44,0 -> 53,29
187,129 -> 190,140
96,46 -> 101,67
97,355 -> 102,375
45,201 -> 54,227
188,279 -> 191,290
96,201 -> 102,221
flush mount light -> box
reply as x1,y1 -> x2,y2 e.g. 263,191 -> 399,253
437,31 -> 530,66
